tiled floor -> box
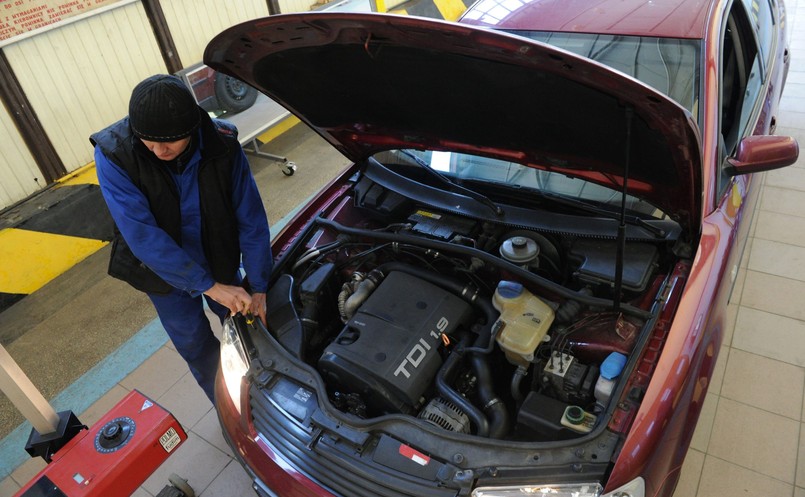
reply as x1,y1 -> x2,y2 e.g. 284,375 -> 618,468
0,308 -> 257,497
5,3 -> 805,497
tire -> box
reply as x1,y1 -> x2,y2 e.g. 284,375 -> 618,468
214,74 -> 258,114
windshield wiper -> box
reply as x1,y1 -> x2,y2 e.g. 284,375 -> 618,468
535,189 -> 667,238
399,150 -> 504,216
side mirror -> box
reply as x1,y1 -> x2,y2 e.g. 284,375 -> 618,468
725,135 -> 799,176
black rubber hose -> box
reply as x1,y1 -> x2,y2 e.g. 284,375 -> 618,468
315,217 -> 652,320
511,367 -> 527,404
435,334 -> 490,436
555,287 -> 594,323
472,353 -> 510,439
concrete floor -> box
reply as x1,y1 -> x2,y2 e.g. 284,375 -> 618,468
5,4 -> 805,495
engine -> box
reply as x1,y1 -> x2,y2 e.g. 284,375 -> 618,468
267,201 -> 669,442
318,271 -> 475,415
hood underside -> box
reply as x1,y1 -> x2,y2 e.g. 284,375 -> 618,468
204,12 -> 702,234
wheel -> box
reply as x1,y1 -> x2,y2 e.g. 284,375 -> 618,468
168,473 -> 195,497
214,74 -> 258,114
282,162 -> 297,176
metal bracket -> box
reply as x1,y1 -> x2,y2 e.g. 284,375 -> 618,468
242,138 -> 297,176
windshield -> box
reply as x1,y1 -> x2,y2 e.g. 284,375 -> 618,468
510,32 -> 701,116
374,149 -> 666,219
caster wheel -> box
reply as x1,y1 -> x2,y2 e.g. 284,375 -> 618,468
169,473 -> 195,497
282,162 -> 297,176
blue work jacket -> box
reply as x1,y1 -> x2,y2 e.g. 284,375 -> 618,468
94,117 -> 272,296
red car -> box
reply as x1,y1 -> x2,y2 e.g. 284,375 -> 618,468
203,0 -> 798,495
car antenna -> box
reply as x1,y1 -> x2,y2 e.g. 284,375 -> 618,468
613,105 -> 633,313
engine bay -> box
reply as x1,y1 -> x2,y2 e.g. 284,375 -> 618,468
263,174 -> 679,444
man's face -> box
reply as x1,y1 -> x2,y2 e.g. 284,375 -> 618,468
140,137 -> 192,161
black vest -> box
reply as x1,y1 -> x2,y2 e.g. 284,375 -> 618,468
91,112 -> 242,293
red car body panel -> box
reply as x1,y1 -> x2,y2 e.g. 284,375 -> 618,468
459,0 -> 712,38
610,172 -> 764,493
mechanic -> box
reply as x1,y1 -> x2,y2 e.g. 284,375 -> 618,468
90,74 -> 272,403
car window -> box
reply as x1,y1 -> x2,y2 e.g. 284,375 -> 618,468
509,32 -> 701,117
373,149 -> 665,219
742,0 -> 775,65
719,1 -> 763,193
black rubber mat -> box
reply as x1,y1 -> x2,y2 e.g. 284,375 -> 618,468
0,292 -> 26,317
17,184 -> 115,241
401,0 -> 443,19
0,185 -> 78,231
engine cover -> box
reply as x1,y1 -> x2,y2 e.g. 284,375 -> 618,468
319,271 -> 474,414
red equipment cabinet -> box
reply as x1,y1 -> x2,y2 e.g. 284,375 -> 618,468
14,390 -> 187,497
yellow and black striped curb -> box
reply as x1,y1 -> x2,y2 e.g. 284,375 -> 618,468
391,0 -> 472,21
0,166 -> 113,315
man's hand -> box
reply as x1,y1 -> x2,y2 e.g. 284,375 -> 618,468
204,282 -> 252,316
250,292 -> 267,326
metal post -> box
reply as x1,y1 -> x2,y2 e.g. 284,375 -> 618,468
0,50 -> 66,184
140,0 -> 184,73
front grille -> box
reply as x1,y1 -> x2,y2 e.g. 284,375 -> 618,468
249,383 -> 460,497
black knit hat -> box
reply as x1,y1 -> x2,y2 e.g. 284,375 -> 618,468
128,74 -> 201,142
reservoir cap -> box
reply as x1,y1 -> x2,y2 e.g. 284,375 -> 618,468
600,352 -> 627,380
497,280 -> 524,299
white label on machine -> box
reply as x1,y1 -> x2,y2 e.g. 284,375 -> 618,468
160,427 -> 181,453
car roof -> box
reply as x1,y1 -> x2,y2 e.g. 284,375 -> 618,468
460,0 -> 713,39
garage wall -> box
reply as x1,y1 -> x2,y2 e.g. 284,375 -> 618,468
3,1 -> 164,179
0,103 -> 41,209
0,0 -> 279,212
281,0 -> 320,13
161,0 -> 270,66
0,0 -> 376,212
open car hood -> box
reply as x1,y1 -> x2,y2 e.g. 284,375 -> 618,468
205,13 -> 702,234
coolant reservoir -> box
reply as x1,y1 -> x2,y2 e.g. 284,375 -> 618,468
493,281 -> 555,368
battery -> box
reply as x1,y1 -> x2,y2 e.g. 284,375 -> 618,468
407,210 -> 476,240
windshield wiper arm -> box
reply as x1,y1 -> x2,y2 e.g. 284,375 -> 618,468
538,190 -> 667,238
399,150 -> 504,216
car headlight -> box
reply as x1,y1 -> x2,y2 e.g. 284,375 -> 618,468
600,477 -> 645,497
221,316 -> 249,414
471,477 -> 644,497
472,483 -> 603,497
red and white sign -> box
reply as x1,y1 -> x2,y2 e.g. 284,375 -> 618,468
0,0 -> 124,42
398,444 -> 430,466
